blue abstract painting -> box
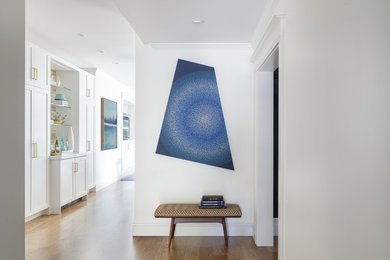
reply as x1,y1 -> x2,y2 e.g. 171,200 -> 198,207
156,59 -> 234,170
101,98 -> 117,150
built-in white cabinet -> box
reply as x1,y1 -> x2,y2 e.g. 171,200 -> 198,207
79,71 -> 95,189
25,42 -> 49,89
60,159 -> 73,205
25,41 -> 96,220
86,103 -> 95,189
50,155 -> 87,214
86,153 -> 94,189
25,86 -> 49,217
74,157 -> 87,197
79,71 -> 95,101
25,90 -> 32,215
86,74 -> 95,100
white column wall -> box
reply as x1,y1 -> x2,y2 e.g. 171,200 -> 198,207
0,0 -> 25,258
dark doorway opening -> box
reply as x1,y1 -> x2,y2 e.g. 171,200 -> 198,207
273,68 -> 279,219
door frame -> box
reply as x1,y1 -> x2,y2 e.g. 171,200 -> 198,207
252,14 -> 285,260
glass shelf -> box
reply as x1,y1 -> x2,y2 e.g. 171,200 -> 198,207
50,84 -> 72,91
51,103 -> 72,108
50,123 -> 71,127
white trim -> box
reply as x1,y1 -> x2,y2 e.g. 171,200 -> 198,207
251,12 -> 286,259
253,69 -> 275,247
132,222 -> 253,236
274,218 -> 278,236
251,15 -> 285,68
251,0 -> 281,48
150,43 -> 252,49
25,208 -> 49,223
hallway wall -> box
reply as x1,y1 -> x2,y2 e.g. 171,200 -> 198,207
133,40 -> 256,236
0,0 -> 25,258
93,69 -> 135,190
253,0 -> 390,259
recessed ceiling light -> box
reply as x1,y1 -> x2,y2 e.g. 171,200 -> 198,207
76,33 -> 85,37
192,19 -> 205,24
97,50 -> 105,54
113,62 -> 119,65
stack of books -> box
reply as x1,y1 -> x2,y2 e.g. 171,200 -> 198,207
199,195 -> 226,209
52,100 -> 69,107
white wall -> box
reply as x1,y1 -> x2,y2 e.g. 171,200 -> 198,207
0,0 -> 25,258
134,39 -> 255,236
122,100 -> 135,175
94,69 -> 135,190
253,0 -> 390,259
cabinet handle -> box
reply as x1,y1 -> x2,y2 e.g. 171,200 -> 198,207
33,67 -> 38,80
88,140 -> 91,152
31,68 -> 36,80
32,143 -> 37,158
76,163 -> 79,172
87,89 -> 91,98
32,67 -> 38,80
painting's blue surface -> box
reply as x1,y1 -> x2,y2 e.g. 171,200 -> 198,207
156,59 -> 234,170
104,125 -> 117,149
104,99 -> 117,125
103,99 -> 117,150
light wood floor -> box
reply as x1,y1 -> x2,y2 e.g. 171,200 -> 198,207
26,181 -> 277,260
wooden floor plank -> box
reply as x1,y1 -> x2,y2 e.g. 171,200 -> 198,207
26,181 -> 277,259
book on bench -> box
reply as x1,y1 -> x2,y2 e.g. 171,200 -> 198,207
202,195 -> 224,201
199,205 -> 227,209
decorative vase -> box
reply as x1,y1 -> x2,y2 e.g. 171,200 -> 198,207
67,126 -> 74,152
56,75 -> 61,87
60,136 -> 66,151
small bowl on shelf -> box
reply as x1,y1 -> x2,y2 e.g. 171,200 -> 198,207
54,120 -> 65,125
55,94 -> 66,101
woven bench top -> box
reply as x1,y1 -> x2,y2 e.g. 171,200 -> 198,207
154,203 -> 242,218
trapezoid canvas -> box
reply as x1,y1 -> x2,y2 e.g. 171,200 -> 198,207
156,59 -> 234,170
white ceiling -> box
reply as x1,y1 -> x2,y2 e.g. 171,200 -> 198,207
26,0 -> 268,85
26,0 -> 135,86
114,0 -> 268,43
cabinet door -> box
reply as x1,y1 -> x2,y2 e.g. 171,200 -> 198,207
32,45 -> 48,89
79,102 -> 87,153
25,89 -> 32,215
86,103 -> 94,152
79,71 -> 87,99
74,158 -> 87,197
86,103 -> 94,189
60,159 -> 73,205
86,153 -> 94,189
25,43 -> 34,85
31,89 -> 48,212
86,75 -> 94,99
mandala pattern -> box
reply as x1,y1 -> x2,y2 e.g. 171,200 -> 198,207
156,59 -> 234,170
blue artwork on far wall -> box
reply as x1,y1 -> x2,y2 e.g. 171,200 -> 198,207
156,59 -> 234,170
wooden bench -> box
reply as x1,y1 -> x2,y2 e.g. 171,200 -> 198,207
154,203 -> 242,247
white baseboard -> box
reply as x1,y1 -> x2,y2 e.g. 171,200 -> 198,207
25,208 -> 49,223
274,218 -> 278,236
132,222 -> 253,236
95,178 -> 120,192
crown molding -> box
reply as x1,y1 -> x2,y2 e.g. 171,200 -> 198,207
149,43 -> 252,49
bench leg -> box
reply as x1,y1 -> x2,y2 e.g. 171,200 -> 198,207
168,217 -> 175,247
222,217 -> 228,246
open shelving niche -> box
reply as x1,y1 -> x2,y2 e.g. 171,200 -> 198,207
50,59 -> 79,153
